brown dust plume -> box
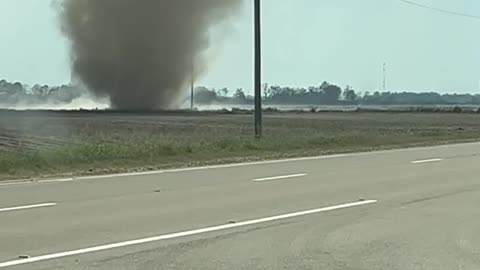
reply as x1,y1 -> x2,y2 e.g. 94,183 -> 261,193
57,0 -> 242,110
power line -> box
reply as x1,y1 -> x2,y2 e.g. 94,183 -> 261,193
399,0 -> 480,20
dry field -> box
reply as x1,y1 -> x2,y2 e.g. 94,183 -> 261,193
1,110 -> 480,180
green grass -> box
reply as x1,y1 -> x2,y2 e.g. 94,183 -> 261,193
1,111 -> 480,180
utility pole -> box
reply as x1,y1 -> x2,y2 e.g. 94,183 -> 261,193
190,60 -> 194,110
254,0 -> 262,137
383,62 -> 387,91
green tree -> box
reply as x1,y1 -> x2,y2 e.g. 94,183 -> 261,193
343,86 -> 357,103
194,87 -> 217,104
218,87 -> 229,97
234,88 -> 247,101
321,83 -> 342,104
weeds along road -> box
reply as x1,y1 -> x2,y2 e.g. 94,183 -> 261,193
1,142 -> 480,269
1,110 -> 480,180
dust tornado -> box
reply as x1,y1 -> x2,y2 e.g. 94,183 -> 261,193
57,0 -> 242,110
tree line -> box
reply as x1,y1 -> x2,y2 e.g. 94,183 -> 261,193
2,78 -> 480,107
195,82 -> 480,105
0,79 -> 83,106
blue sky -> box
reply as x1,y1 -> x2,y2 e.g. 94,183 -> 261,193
1,0 -> 480,94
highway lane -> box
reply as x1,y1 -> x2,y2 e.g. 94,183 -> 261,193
0,142 -> 480,269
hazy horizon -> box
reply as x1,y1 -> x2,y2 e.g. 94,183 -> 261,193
1,0 -> 480,95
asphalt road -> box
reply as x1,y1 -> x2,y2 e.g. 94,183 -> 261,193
1,142 -> 480,269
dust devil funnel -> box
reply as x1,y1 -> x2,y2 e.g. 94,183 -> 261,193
57,0 -> 242,110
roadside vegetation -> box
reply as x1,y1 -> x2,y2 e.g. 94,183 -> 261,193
1,110 -> 480,180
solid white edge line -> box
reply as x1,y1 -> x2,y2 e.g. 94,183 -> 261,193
0,154 -> 347,186
253,173 -> 307,182
39,178 -> 74,183
0,182 -> 32,187
0,200 -> 377,268
156,155 -> 348,174
77,170 -> 164,180
411,158 -> 443,164
0,178 -> 74,187
0,203 -> 57,213
1,141 -> 478,186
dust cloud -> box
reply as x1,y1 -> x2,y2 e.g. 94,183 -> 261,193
56,0 -> 242,110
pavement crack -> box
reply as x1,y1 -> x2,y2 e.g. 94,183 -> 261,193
402,187 -> 479,206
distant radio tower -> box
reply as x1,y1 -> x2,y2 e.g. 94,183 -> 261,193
383,62 -> 387,91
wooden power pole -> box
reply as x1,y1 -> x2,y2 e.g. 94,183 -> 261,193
254,0 -> 262,137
